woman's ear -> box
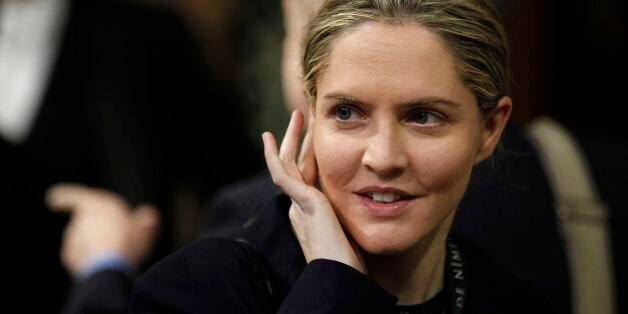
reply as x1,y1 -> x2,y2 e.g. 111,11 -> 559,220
475,96 -> 512,164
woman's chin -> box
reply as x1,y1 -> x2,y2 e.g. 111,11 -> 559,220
351,225 -> 421,256
360,243 -> 409,256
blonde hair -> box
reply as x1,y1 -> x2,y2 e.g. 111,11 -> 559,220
303,0 -> 509,115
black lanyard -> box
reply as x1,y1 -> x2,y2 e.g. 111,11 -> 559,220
445,236 -> 467,314
395,237 -> 467,314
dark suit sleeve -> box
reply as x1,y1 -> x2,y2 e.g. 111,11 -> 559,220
130,238 -> 274,314
63,270 -> 132,314
131,238 -> 398,313
279,259 -> 397,313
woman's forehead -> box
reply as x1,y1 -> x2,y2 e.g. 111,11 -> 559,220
319,21 -> 472,107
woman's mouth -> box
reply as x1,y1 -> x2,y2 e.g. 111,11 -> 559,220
355,188 -> 417,217
364,191 -> 411,203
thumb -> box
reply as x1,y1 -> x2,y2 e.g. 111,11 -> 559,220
132,204 -> 160,233
128,204 -> 160,267
45,183 -> 88,213
298,116 -> 317,185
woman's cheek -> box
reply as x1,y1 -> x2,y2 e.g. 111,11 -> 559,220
314,130 -> 361,192
411,138 -> 476,196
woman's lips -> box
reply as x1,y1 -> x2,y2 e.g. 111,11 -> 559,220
356,193 -> 413,218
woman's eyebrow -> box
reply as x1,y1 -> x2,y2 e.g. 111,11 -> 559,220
323,92 -> 366,105
400,97 -> 462,109
323,92 -> 462,108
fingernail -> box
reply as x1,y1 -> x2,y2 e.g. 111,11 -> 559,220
45,189 -> 61,206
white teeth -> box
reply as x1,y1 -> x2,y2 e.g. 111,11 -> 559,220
369,192 -> 401,203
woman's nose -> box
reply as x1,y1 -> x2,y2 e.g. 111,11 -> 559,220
361,126 -> 408,178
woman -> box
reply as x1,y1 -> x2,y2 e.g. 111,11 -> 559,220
132,0 -> 553,313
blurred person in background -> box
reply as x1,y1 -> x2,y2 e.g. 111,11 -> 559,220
45,0 -> 317,311
0,0 -> 256,311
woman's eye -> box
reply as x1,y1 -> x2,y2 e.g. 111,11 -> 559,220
410,110 -> 442,125
335,105 -> 360,121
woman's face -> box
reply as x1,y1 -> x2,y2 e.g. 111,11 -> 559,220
313,21 -> 498,255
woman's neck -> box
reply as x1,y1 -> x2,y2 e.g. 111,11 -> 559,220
365,214 -> 454,305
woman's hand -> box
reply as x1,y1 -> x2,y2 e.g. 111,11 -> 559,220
262,110 -> 366,274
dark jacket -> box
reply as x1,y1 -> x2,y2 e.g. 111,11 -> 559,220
131,191 -> 555,314
64,270 -> 133,314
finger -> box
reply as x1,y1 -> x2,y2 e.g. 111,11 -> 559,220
130,204 -> 161,266
46,183 -> 124,214
264,131 -> 299,188
298,116 -> 317,185
262,131 -> 282,183
46,183 -> 92,213
46,183 -> 80,210
262,132 -> 311,200
279,110 -> 304,163
132,204 -> 161,233
297,117 -> 313,167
